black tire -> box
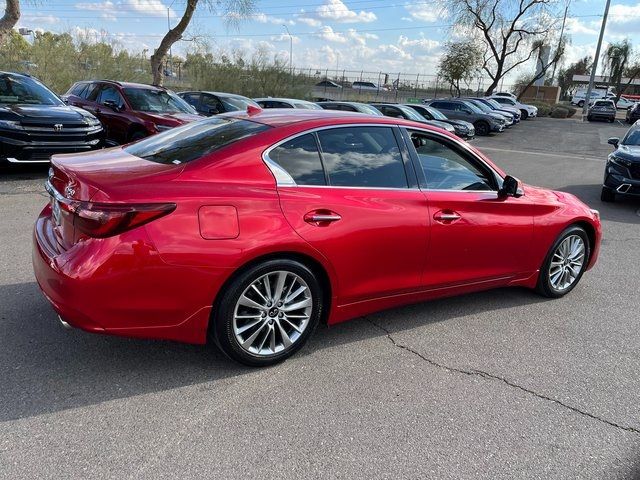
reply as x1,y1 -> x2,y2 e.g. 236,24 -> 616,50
520,109 -> 529,120
601,186 -> 615,202
129,130 -> 146,142
212,259 -> 323,367
474,121 -> 490,136
609,118 -> 615,123
536,225 -> 590,299
578,100 -> 585,108
587,115 -> 593,122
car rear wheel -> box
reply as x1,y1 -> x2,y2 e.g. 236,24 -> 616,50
474,121 -> 490,136
578,100 -> 585,108
601,186 -> 615,202
212,259 -> 323,366
536,226 -> 590,298
520,109 -> 529,120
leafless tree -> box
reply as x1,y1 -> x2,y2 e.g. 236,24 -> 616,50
445,0 -> 561,95
0,0 -> 21,46
150,0 -> 255,86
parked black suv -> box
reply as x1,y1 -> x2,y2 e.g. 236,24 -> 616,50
602,125 -> 640,202
0,72 -> 103,164
626,103 -> 640,124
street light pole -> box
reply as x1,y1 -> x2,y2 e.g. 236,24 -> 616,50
282,24 -> 293,76
582,0 -> 611,119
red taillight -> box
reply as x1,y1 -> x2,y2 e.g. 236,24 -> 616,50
70,202 -> 176,238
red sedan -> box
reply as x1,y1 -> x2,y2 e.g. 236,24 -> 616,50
33,109 -> 602,366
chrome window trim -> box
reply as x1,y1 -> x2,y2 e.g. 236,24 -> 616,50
262,123 -> 411,189
402,126 -> 505,192
261,122 -> 505,194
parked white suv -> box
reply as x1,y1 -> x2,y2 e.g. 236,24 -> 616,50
489,95 -> 538,120
352,81 -> 386,92
571,90 -> 614,108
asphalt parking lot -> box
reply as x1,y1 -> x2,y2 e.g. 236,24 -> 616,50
1,117 -> 640,479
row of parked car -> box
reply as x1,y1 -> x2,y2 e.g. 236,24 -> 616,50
0,70 -> 539,166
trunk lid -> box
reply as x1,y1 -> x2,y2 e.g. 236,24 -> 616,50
48,147 -> 183,249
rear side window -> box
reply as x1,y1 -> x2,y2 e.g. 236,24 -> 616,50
124,118 -> 270,164
431,101 -> 449,110
69,83 -> 88,97
317,126 -> 407,188
269,134 -> 326,185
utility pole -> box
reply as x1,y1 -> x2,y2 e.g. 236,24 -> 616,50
551,0 -> 570,85
282,24 -> 293,76
582,0 -> 611,119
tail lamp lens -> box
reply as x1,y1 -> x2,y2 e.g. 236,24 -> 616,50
71,202 -> 176,238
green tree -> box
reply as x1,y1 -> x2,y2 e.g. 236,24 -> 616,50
438,41 -> 482,97
603,40 -> 632,101
557,56 -> 591,99
150,0 -> 255,86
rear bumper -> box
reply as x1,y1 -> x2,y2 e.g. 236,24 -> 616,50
589,112 -> 616,121
32,205 -> 226,344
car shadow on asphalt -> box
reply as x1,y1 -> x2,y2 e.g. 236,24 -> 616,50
558,183 -> 640,225
0,163 -> 49,181
0,280 -> 548,422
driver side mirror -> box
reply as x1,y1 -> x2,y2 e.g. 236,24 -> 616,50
607,137 -> 619,148
102,99 -> 122,112
498,175 -> 523,198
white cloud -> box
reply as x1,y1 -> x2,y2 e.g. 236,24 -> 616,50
270,33 -> 301,44
397,35 -> 440,53
564,18 -> 597,35
75,1 -> 117,21
255,12 -> 295,25
316,25 -> 348,43
20,14 -> 60,25
316,0 -> 376,23
122,0 -> 175,18
297,16 -> 322,27
404,2 -> 447,22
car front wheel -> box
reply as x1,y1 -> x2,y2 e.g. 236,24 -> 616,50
536,226 -> 590,298
601,186 -> 615,202
474,121 -> 490,136
212,259 -> 323,366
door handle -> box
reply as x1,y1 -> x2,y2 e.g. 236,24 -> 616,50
433,210 -> 461,222
304,210 -> 342,224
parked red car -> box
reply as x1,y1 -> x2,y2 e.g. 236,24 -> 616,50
33,109 -> 601,366
63,80 -> 202,144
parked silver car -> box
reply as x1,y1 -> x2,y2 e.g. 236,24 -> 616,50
425,99 -> 505,136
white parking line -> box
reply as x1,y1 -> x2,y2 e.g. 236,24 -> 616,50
478,146 -> 605,163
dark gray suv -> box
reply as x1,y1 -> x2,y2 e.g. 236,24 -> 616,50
426,99 -> 505,136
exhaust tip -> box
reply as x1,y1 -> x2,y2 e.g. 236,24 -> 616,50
616,183 -> 632,193
57,315 -> 72,330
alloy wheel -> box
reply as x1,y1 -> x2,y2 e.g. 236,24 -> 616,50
232,270 -> 312,356
548,234 -> 586,291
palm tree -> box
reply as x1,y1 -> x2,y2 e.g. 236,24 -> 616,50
602,40 -> 632,101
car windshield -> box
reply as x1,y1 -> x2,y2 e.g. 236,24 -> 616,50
219,95 -> 259,111
123,87 -> 196,114
357,103 -> 383,115
124,117 -> 270,164
293,102 -> 322,110
0,74 -> 63,106
396,105 -> 424,121
622,129 -> 640,145
424,106 -> 447,120
462,101 -> 483,113
486,99 -> 502,109
469,100 -> 491,112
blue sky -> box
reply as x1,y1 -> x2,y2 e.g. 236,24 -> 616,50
13,0 -> 640,82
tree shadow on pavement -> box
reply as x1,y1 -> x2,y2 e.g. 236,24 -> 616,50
0,280 -> 547,422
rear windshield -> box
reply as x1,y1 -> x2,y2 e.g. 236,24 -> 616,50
594,100 -> 613,107
124,117 -> 270,164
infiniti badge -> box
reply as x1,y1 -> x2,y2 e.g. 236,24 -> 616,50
53,124 -> 63,132
65,185 -> 75,197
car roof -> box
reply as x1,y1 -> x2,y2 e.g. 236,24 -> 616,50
220,107 -> 441,130
318,101 -> 371,106
181,91 -> 250,98
254,97 -> 316,104
91,80 -> 166,90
